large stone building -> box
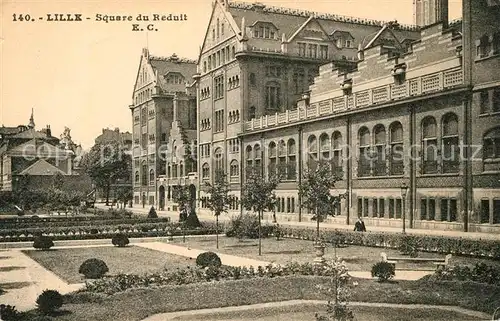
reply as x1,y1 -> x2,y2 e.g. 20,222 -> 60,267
130,49 -> 197,208
192,0 -> 500,233
0,111 -> 89,194
193,0 -> 420,213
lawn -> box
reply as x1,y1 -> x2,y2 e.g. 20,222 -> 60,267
23,246 -> 195,283
171,304 -> 482,321
19,276 -> 498,321
167,236 -> 500,271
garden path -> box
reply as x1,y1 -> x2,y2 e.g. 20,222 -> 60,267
135,242 -> 271,268
141,299 -> 491,321
0,249 -> 84,312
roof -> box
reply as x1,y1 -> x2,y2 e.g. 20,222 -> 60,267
11,128 -> 53,140
0,126 -> 22,136
19,159 -> 66,176
227,1 -> 419,49
149,54 -> 198,92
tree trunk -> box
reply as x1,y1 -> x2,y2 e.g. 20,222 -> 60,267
105,182 -> 111,206
216,214 -> 219,249
258,209 -> 262,256
316,206 -> 320,241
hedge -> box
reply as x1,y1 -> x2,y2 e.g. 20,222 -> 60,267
275,226 -> 500,259
0,221 -> 219,242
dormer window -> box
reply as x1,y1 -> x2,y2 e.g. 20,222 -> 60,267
331,30 -> 355,50
165,73 -> 185,84
337,38 -> 343,48
251,22 -> 278,39
345,40 -> 352,48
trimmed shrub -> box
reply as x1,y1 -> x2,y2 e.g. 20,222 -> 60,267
184,209 -> 202,228
147,206 -> 158,219
0,304 -> 19,321
226,214 -> 259,239
196,251 -> 222,268
111,233 -> 129,247
33,236 -> 54,250
36,290 -> 63,315
371,261 -> 395,282
79,258 -> 109,279
399,235 -> 418,257
90,228 -> 99,235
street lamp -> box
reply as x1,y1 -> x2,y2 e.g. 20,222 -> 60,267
400,182 -> 409,234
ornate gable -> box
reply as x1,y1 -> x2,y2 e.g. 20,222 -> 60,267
289,17 -> 330,42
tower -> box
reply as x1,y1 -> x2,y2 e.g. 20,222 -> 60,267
413,0 -> 449,27
28,108 -> 35,129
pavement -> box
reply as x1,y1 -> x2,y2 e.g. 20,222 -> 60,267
0,249 -> 84,312
95,204 -> 500,241
141,299 -> 491,321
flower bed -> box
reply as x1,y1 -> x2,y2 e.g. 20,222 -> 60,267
430,262 -> 500,285
84,261 -> 345,295
276,227 -> 500,259
0,217 -> 170,230
0,221 -> 219,242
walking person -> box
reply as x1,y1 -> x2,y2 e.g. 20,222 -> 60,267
354,217 -> 366,232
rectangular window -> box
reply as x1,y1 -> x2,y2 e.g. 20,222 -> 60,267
214,75 -> 224,99
428,199 -> 436,220
449,199 -> 457,222
320,45 -> 328,59
286,197 -> 291,213
308,44 -> 318,58
291,197 -> 295,213
363,198 -> 369,217
379,198 -> 385,218
395,198 -> 402,219
440,198 -> 448,221
423,139 -> 438,174
420,199 -> 427,220
480,91 -> 489,114
493,88 -> 500,113
494,199 -> 500,224
481,199 -> 490,223
357,197 -> 363,217
389,198 -> 395,219
372,198 -> 378,217
298,42 -> 306,56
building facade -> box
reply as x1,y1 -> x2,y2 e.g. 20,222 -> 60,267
130,48 -> 197,208
0,111 -> 87,193
195,0 -> 420,214
414,0 -> 449,27
237,0 -> 500,233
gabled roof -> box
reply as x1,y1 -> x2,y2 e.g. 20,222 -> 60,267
362,25 -> 404,50
287,16 -> 331,42
19,159 -> 66,176
6,139 -> 73,157
11,128 -> 49,139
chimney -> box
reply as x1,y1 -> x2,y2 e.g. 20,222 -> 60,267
357,44 -> 365,60
241,17 -> 246,38
115,127 -> 120,132
46,125 -> 51,137
439,0 -> 449,27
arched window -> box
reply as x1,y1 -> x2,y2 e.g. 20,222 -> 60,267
214,148 -> 223,173
389,122 -> 404,175
477,34 -> 491,58
373,125 -> 386,176
358,127 -> 371,177
202,163 -> 210,180
319,133 -> 330,162
332,131 -> 343,177
216,18 -> 220,38
422,116 -> 438,174
277,140 -> 286,176
307,135 -> 318,170
254,144 -> 262,174
248,106 -> 256,120
135,171 -> 140,184
230,160 -> 239,177
246,145 -> 253,168
179,162 -> 184,177
141,162 -> 148,186
149,169 -> 155,184
442,113 -> 459,173
167,165 -> 171,178
268,142 -> 277,176
265,81 -> 281,110
287,139 -> 297,180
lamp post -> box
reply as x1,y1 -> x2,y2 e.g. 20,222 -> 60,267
400,182 -> 409,234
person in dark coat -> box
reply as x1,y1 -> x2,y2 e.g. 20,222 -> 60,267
354,217 -> 366,232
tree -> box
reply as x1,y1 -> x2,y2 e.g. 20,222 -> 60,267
240,165 -> 283,256
115,185 -> 133,209
51,172 -> 65,190
80,141 -> 131,205
204,170 -> 233,249
298,161 -> 343,242
171,185 -> 191,211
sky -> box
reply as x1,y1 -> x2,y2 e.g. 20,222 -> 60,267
0,0 -> 462,150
